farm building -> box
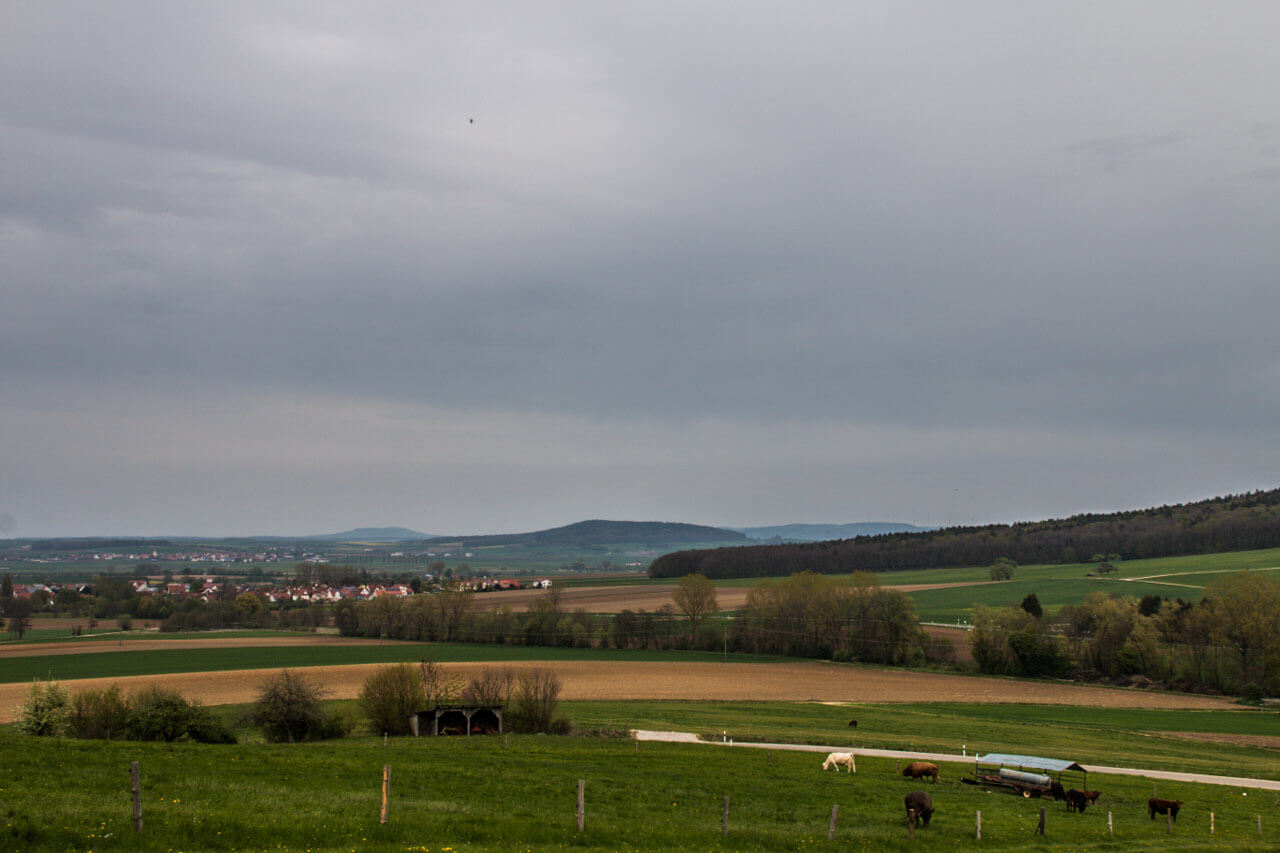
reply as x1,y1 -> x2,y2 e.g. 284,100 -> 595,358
963,753 -> 1087,796
409,705 -> 503,736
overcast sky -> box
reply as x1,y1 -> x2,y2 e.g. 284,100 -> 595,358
3,2 -> 1278,538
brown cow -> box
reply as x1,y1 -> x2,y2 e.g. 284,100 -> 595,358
902,761 -> 939,783
1148,798 -> 1182,821
904,791 -> 934,827
1082,790 -> 1102,805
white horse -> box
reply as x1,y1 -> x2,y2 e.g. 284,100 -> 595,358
822,752 -> 856,773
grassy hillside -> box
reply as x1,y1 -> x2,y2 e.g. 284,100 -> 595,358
3,705 -> 1278,852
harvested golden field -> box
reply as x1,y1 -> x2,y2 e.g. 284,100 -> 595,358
0,659 -> 1236,724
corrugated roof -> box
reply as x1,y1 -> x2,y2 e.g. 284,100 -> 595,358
976,754 -> 1085,773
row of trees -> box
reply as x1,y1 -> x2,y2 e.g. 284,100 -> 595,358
19,660 -> 568,744
650,489 -> 1280,579
335,573 -> 945,668
971,571 -> 1280,696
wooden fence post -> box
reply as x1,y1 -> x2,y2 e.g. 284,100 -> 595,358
130,761 -> 142,832
828,804 -> 838,840
380,765 -> 390,824
1166,808 -> 1171,833
722,795 -> 729,836
1037,807 -> 1045,836
1210,811 -> 1214,835
1107,811 -> 1113,836
975,810 -> 981,840
577,779 -> 585,832
1258,815 -> 1263,835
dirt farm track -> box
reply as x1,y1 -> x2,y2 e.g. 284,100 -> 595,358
0,657 -> 1237,724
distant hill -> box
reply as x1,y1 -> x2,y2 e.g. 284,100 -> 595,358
734,522 -> 929,541
426,520 -> 745,548
651,488 -> 1280,580
304,527 -> 434,542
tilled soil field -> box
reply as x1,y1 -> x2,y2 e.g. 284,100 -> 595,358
469,580 -> 999,614
0,659 -> 1236,723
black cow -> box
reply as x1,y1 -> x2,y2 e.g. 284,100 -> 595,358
1049,781 -> 1066,802
904,791 -> 934,827
1066,790 -> 1088,813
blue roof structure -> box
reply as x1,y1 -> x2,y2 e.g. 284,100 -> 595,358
976,754 -> 1085,773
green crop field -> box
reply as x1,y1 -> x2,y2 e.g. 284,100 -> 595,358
876,549 -> 1280,623
1,628 -> 288,647
0,642 -> 786,684
3,708 -> 1278,852
0,625 -> 122,644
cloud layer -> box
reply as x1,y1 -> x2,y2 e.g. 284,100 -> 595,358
3,3 -> 1279,536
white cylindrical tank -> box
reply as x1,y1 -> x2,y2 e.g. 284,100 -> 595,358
998,768 -> 1052,788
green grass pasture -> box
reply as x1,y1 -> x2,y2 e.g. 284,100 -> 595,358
907,577 -> 1182,623
3,722 -> 1277,852
868,548 -> 1280,622
565,700 -> 1280,781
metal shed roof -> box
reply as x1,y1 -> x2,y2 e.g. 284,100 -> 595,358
976,754 -> 1085,773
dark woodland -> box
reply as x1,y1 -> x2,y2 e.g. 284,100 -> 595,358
649,489 -> 1280,579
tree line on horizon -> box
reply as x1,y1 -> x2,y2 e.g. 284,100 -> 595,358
649,488 -> 1280,579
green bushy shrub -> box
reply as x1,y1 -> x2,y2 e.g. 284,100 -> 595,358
127,686 -> 197,742
358,663 -> 421,736
16,679 -> 69,736
506,668 -> 569,734
185,704 -> 238,744
249,669 -> 345,742
67,685 -> 130,739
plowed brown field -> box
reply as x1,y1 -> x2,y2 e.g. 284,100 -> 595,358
469,580 -> 998,613
0,659 -> 1235,724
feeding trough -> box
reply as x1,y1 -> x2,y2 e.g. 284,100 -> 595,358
962,754 -> 1087,797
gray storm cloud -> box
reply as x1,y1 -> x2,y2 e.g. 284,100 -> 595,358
2,2 -> 1278,536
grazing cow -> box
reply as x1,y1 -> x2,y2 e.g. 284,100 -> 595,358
848,719 -> 858,728
822,752 -> 856,773
1148,798 -> 1182,821
1066,790 -> 1088,813
904,791 -> 934,827
1082,790 -> 1102,805
902,761 -> 939,783
1049,781 -> 1066,802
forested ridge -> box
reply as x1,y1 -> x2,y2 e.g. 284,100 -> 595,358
427,519 -> 745,548
650,488 -> 1280,579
